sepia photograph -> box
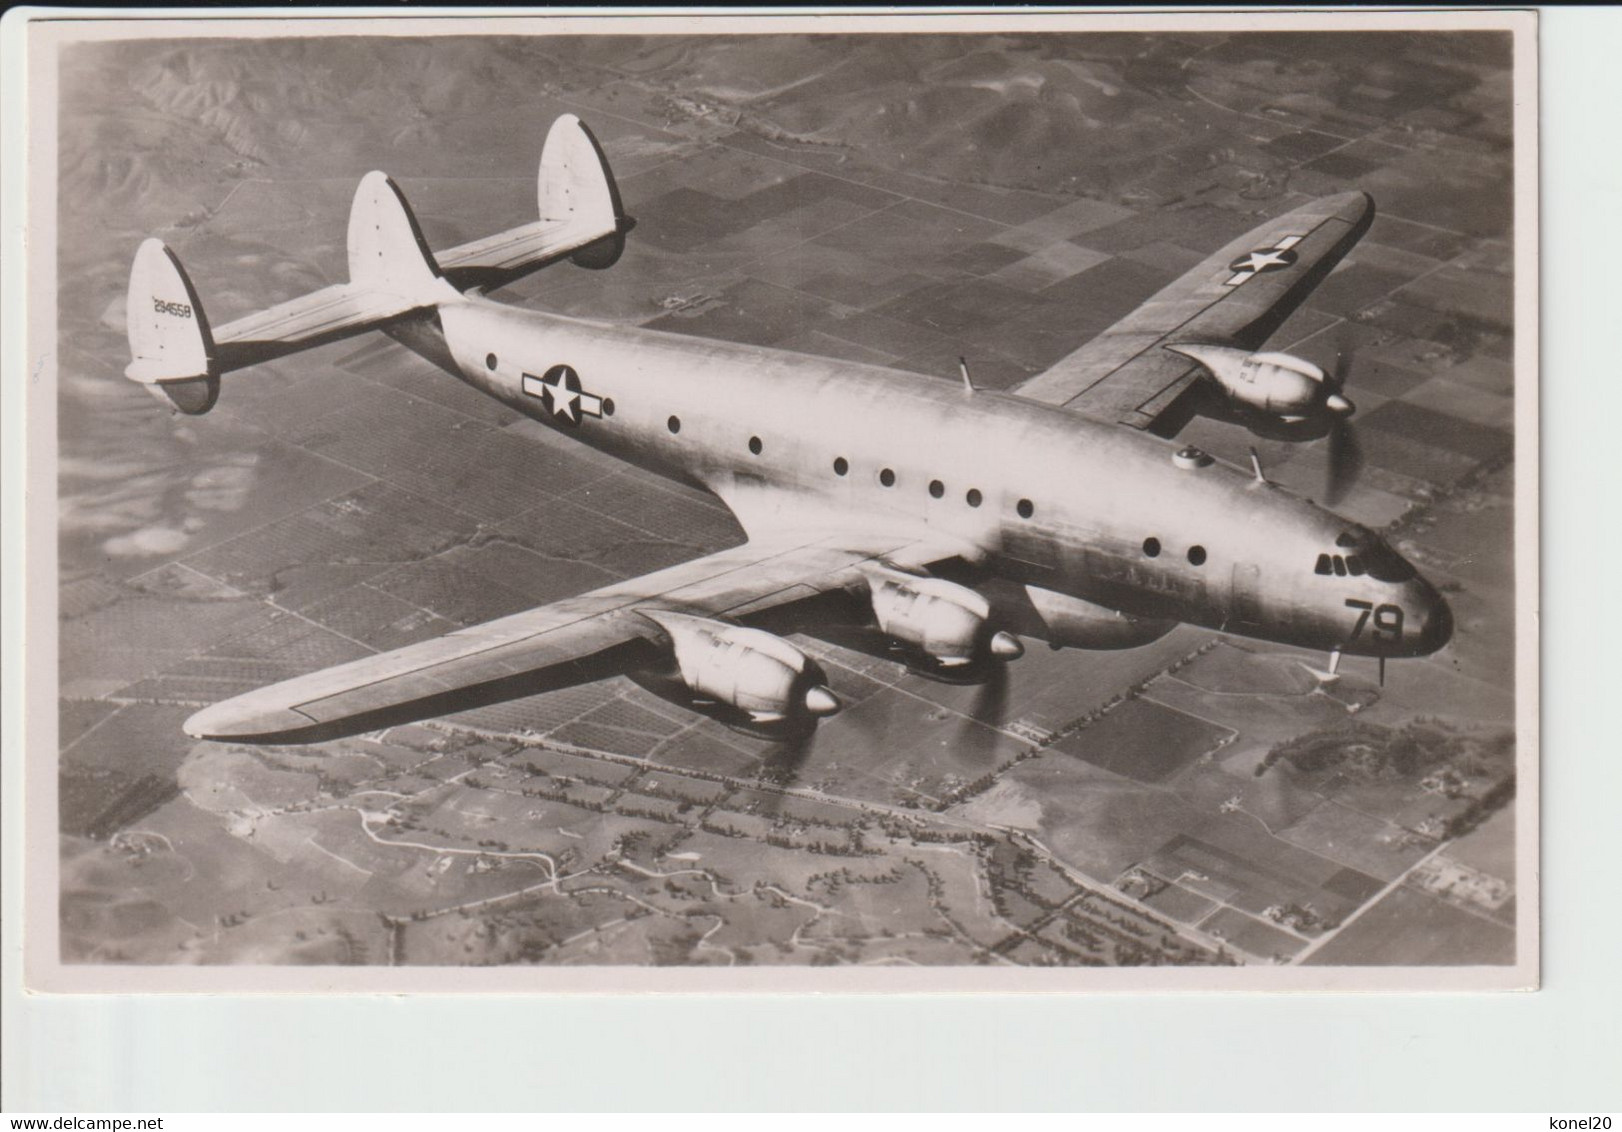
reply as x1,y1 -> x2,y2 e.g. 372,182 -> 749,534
21,9 -> 1535,991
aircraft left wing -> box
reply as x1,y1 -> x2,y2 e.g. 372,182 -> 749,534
1012,192 -> 1374,432
183,530 -> 943,744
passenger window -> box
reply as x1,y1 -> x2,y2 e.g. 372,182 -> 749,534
1144,538 -> 1161,558
1017,499 -> 1035,519
667,415 -> 681,434
966,488 -> 982,508
833,457 -> 848,476
1315,554 -> 1333,576
485,353 -> 498,371
879,468 -> 896,487
748,436 -> 763,456
1187,545 -> 1206,566
929,479 -> 945,499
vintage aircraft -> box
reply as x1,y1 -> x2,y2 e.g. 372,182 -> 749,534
123,114 -> 1452,744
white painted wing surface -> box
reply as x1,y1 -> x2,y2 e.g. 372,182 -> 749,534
183,532 -> 937,742
1012,192 -> 1374,431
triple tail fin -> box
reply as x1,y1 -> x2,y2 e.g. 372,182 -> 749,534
126,114 -> 632,415
126,167 -> 457,414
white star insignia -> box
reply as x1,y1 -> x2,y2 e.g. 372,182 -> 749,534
522,365 -> 603,426
1233,249 -> 1291,273
1224,235 -> 1303,287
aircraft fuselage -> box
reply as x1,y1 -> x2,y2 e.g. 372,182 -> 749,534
395,294 -> 1449,662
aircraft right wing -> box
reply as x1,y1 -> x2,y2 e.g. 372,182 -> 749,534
183,529 -> 951,744
1011,191 -> 1374,433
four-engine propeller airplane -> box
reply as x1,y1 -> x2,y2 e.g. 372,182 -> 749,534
124,114 -> 1452,745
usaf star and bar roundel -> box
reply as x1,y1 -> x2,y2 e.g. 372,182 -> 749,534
522,363 -> 604,426
1224,235 -> 1303,287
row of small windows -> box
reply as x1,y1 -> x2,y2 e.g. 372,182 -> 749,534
502,382 -> 1034,519
831,458 -> 1028,515
1316,553 -> 1367,577
1143,537 -> 1206,566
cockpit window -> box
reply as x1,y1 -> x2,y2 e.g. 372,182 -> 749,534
1315,554 -> 1333,576
1332,556 -> 1347,577
1328,528 -> 1417,582
1362,546 -> 1415,582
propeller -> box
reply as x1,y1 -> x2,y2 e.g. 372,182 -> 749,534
938,652 -> 1014,769
969,658 -> 1010,732
1324,336 -> 1364,506
756,726 -> 817,789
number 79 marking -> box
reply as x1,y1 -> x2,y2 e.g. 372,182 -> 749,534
1345,599 -> 1404,643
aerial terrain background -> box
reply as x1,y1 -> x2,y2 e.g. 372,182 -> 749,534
54,31 -> 1517,969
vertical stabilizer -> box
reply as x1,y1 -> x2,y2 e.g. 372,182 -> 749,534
125,238 -> 219,414
346,171 -> 456,305
539,114 -> 626,269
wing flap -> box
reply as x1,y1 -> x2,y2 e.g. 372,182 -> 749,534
1014,192 -> 1374,428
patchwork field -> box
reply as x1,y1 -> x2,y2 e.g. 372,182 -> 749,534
54,31 -> 1519,970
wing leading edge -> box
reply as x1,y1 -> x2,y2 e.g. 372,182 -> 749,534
1013,192 -> 1374,431
184,532 -> 943,744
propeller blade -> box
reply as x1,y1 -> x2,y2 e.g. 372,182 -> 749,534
971,658 -> 1009,726
940,659 -> 1012,768
1323,329 -> 1363,505
758,728 -> 816,787
1325,414 -> 1364,506
1332,336 -> 1354,392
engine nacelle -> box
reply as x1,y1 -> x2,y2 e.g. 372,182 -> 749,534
639,609 -> 839,723
863,564 -> 1021,667
1021,586 -> 1175,651
1167,342 -> 1348,421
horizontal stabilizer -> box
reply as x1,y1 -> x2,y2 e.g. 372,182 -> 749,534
437,114 -> 631,288
207,170 -> 461,370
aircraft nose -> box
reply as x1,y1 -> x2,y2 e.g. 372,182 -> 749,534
1410,583 -> 1454,656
